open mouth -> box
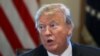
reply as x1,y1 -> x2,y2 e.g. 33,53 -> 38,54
47,39 -> 53,43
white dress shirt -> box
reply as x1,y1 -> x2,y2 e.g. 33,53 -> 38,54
47,42 -> 72,56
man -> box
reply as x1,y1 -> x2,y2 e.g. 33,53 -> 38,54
18,3 -> 100,56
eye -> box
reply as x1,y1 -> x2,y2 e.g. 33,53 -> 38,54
38,25 -> 45,30
50,23 -> 58,28
50,24 -> 55,27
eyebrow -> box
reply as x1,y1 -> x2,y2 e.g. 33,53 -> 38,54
50,20 -> 57,23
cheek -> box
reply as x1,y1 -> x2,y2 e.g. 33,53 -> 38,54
54,26 -> 68,37
54,28 -> 67,43
57,33 -> 67,42
39,34 -> 46,43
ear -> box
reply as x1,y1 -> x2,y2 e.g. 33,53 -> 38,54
67,25 -> 73,35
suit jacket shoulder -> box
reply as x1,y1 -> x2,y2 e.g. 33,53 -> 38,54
72,43 -> 100,56
18,45 -> 48,56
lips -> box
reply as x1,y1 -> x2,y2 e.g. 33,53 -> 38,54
47,39 -> 53,43
46,37 -> 55,46
44,36 -> 55,46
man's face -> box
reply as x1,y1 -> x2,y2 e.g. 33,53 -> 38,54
37,10 -> 72,53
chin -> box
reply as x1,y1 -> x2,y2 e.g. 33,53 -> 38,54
46,44 -> 58,52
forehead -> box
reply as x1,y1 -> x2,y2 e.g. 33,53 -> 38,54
38,10 -> 66,24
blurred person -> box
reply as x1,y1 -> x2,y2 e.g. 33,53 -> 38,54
18,3 -> 100,56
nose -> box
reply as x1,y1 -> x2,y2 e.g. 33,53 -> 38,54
44,26 -> 52,37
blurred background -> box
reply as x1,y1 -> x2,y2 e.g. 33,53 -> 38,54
0,0 -> 100,56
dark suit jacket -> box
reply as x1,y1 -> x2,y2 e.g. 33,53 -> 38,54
18,43 -> 100,56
